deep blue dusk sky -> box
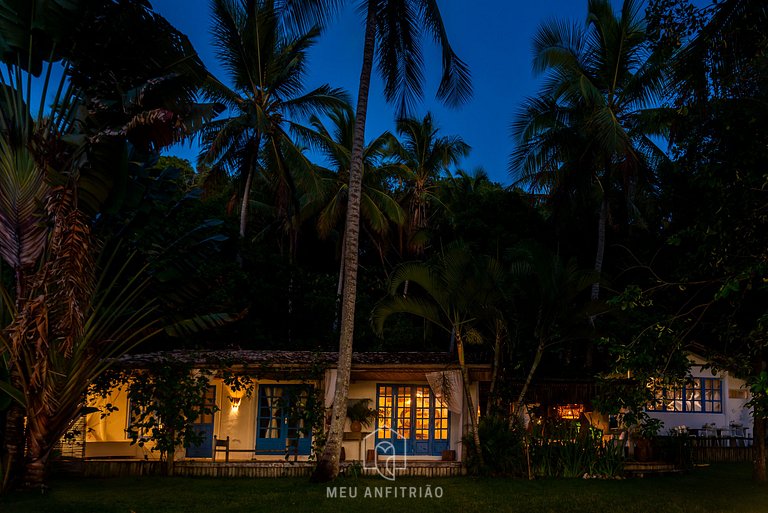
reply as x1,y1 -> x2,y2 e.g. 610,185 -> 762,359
151,1 -> 599,184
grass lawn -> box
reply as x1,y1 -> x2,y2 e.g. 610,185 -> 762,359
2,464 -> 767,513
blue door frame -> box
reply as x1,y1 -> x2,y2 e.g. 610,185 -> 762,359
256,385 -> 312,456
375,384 -> 450,456
186,385 -> 217,458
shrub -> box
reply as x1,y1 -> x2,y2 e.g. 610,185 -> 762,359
462,415 -> 526,476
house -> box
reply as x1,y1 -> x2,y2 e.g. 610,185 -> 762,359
501,354 -> 753,442
645,354 -> 753,438
82,350 -> 490,469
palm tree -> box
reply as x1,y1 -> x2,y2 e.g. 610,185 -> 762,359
510,0 -> 670,305
388,113 -> 469,255
307,106 -> 404,245
314,0 -> 471,482
303,106 -> 405,322
0,0 -> 218,488
371,243 -> 505,466
198,0 -> 348,242
444,168 -> 493,199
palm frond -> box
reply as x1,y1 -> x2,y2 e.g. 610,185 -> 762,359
0,135 -> 48,269
420,0 -> 472,107
371,295 -> 445,337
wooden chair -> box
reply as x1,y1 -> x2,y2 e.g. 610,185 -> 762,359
213,435 -> 230,462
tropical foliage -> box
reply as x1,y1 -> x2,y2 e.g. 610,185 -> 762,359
0,0 -> 765,489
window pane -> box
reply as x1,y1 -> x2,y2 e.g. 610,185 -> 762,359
397,387 -> 412,434
377,385 -> 394,434
434,396 -> 449,440
415,387 -> 430,440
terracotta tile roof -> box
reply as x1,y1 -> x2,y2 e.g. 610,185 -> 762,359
115,350 -> 483,368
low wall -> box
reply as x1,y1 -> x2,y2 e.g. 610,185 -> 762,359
80,460 -> 465,478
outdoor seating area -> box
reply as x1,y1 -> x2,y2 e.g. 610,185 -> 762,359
678,424 -> 751,447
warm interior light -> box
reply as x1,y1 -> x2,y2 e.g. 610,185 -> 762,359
557,404 -> 584,420
229,386 -> 244,414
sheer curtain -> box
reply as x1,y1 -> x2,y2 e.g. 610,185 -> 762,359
324,369 -> 337,408
426,370 -> 463,414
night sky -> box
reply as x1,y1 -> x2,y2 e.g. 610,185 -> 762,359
150,1 -> 610,184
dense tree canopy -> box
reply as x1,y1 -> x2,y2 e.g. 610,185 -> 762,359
0,0 -> 765,487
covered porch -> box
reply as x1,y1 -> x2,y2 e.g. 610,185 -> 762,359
70,350 -> 489,473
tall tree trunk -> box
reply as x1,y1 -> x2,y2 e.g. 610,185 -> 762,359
333,233 -> 346,334
753,357 -> 766,482
166,446 -> 176,477
590,198 -> 607,302
585,197 -> 607,368
753,415 -> 766,482
238,137 -> 260,237
239,163 -> 255,240
456,330 -> 483,467
487,319 -> 504,415
21,400 -> 50,489
513,337 -> 546,425
310,5 -> 376,483
1,396 -> 24,490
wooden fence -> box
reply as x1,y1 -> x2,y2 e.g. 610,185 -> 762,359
690,437 -> 754,463
79,460 -> 465,478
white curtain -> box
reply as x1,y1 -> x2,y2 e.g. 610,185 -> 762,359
324,369 -> 337,408
426,370 -> 463,414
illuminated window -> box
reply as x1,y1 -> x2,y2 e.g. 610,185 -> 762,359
557,404 -> 584,420
647,378 -> 722,413
375,384 -> 450,456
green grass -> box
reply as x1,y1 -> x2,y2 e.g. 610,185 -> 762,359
2,464 -> 767,513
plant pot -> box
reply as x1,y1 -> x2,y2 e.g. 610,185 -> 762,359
634,438 -> 653,462
350,420 -> 363,432
441,450 -> 456,461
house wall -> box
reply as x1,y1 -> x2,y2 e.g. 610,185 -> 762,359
84,372 -> 479,462
646,355 -> 752,435
211,378 -> 315,461
340,377 -> 472,462
85,385 -> 147,459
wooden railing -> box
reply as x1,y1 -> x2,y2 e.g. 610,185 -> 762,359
79,460 -> 465,478
690,437 -> 754,463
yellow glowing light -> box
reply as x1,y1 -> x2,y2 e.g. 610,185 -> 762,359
229,387 -> 245,414
557,404 -> 584,420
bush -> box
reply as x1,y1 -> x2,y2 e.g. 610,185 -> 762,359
462,415 -> 526,476
529,419 -> 624,478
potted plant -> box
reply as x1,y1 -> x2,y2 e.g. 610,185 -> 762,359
346,399 -> 377,432
633,417 -> 663,462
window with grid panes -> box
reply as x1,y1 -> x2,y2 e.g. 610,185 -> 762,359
647,378 -> 722,413
375,384 -> 450,456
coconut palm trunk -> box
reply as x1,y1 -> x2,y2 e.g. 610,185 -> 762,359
586,196 -> 607,367
239,160 -> 256,239
311,5 -> 376,483
591,197 -> 607,302
333,233 -> 346,333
